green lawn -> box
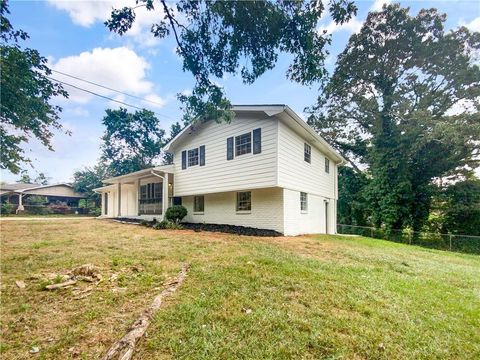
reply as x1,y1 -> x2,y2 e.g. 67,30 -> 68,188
1,220 -> 479,359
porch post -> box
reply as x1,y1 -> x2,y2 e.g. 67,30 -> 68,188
135,179 -> 140,216
117,183 -> 121,217
163,173 -> 169,216
16,193 -> 24,214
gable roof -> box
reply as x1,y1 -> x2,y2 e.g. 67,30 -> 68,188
0,183 -> 84,197
163,104 -> 346,164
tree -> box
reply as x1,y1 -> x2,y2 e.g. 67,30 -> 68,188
308,4 -> 480,231
0,0 -> 68,174
106,0 -> 357,123
17,170 -> 32,184
72,163 -> 110,206
337,166 -> 369,226
17,170 -> 49,185
441,179 -> 480,236
100,108 -> 167,176
162,121 -> 183,165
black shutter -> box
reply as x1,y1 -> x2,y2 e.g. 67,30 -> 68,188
227,137 -> 234,160
181,150 -> 187,169
253,128 -> 261,154
199,145 -> 205,166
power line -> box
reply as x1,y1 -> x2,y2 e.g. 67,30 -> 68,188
47,76 -> 175,120
50,69 -> 167,108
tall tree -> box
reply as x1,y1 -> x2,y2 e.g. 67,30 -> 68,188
308,4 -> 480,231
162,121 -> 183,165
0,0 -> 68,174
441,178 -> 480,236
72,164 -> 110,205
100,108 -> 166,176
106,0 -> 357,123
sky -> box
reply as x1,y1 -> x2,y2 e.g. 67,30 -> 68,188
2,0 -> 479,183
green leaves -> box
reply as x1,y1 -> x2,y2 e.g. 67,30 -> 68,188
105,0 -> 357,123
308,4 -> 480,231
0,0 -> 68,174
100,108 -> 166,176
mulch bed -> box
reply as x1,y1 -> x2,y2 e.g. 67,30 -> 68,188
181,222 -> 283,237
113,218 -> 282,237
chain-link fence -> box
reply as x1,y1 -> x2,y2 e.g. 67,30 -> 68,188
337,224 -> 480,255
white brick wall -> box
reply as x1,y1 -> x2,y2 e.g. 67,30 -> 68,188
181,187 -> 284,233
283,188 -> 336,236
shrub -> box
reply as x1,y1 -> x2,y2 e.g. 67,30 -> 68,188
1,203 -> 14,215
165,205 -> 188,224
153,220 -> 183,230
89,207 -> 101,216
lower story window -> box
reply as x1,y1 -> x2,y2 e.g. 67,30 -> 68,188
194,195 -> 204,213
300,192 -> 308,212
236,191 -> 251,212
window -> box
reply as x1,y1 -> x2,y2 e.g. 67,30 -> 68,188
188,148 -> 199,166
194,195 -> 204,213
236,191 -> 251,212
325,157 -> 330,173
300,192 -> 308,212
140,183 -> 162,200
304,143 -> 311,163
235,132 -> 252,156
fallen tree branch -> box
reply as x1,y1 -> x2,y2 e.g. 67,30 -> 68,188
45,279 -> 77,290
101,264 -> 190,360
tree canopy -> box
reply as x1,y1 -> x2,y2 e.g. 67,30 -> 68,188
106,0 -> 357,123
0,0 -> 68,174
100,108 -> 167,176
308,4 -> 480,231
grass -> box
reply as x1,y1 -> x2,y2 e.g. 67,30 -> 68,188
1,220 -> 479,359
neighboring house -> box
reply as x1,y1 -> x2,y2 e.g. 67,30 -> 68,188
0,183 -> 86,213
94,105 -> 345,236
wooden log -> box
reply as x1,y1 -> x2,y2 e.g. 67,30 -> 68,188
101,264 -> 189,360
45,279 -> 77,290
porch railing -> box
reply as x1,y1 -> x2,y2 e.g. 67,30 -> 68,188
139,199 -> 162,215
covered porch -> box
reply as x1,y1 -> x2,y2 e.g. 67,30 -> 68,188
94,165 -> 174,220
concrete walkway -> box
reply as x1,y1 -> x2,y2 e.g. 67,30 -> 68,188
0,217 -> 95,221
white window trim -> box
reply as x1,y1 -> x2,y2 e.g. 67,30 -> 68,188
304,143 -> 311,164
193,195 -> 204,214
300,192 -> 308,213
236,191 -> 252,213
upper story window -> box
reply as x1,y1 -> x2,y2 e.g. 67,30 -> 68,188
304,143 -> 311,163
227,128 -> 261,161
235,132 -> 252,156
188,148 -> 199,167
236,191 -> 251,212
182,145 -> 205,169
194,195 -> 204,213
300,192 -> 308,212
325,157 -> 330,173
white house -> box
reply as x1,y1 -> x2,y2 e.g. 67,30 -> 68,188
94,105 -> 345,236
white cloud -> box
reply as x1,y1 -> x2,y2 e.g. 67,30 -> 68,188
50,47 -> 166,107
318,17 -> 363,35
460,17 -> 480,32
47,0 -> 165,46
142,93 -> 167,108
370,0 -> 391,12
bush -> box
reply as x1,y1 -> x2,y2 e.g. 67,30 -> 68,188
165,205 -> 188,224
89,207 -> 101,216
1,203 -> 14,215
153,220 -> 183,230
